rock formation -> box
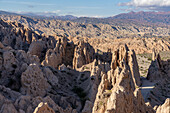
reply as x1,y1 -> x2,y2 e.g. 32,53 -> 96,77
92,45 -> 153,113
42,37 -> 74,69
33,102 -> 55,113
111,44 -> 141,87
147,49 -> 163,82
146,50 -> 170,110
0,16 -> 169,113
85,59 -> 106,102
27,41 -> 46,61
73,40 -> 95,69
156,98 -> 170,113
21,64 -> 51,97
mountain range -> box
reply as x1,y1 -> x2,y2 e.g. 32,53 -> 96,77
0,10 -> 170,25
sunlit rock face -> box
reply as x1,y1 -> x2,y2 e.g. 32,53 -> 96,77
92,45 -> 154,113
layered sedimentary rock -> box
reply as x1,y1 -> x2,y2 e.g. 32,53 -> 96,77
73,40 -> 95,69
92,45 -> 153,113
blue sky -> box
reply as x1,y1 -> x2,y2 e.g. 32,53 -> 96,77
0,0 -> 169,17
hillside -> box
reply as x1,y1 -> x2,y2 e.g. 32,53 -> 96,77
1,10 -> 170,25
111,11 -> 170,25
0,14 -> 169,39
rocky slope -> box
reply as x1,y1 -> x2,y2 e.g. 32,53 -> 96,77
110,11 -> 170,25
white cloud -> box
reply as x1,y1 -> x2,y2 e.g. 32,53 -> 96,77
126,0 -> 170,7
119,0 -> 170,11
14,10 -> 61,17
71,14 -> 105,18
44,10 -> 61,14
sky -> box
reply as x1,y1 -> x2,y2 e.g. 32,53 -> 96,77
0,0 -> 170,17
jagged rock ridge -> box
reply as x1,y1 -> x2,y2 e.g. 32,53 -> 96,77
0,17 -> 169,113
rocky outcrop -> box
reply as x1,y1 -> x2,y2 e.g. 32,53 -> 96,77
73,41 -> 95,69
82,100 -> 93,113
146,50 -> 170,109
42,37 -> 74,69
0,19 -> 31,51
111,44 -> 141,87
156,98 -> 170,113
0,43 -> 40,91
27,41 -> 46,60
43,67 -> 58,86
33,102 -> 55,113
42,48 -> 62,69
21,64 -> 51,97
14,95 -> 78,113
147,49 -> 163,82
92,45 -> 153,113
146,78 -> 170,108
3,50 -> 18,72
0,87 -> 21,113
85,59 -> 105,102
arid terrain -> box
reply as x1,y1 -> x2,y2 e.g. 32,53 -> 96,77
1,12 -> 170,39
0,11 -> 170,113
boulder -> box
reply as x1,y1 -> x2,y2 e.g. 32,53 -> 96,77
21,64 -> 51,97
